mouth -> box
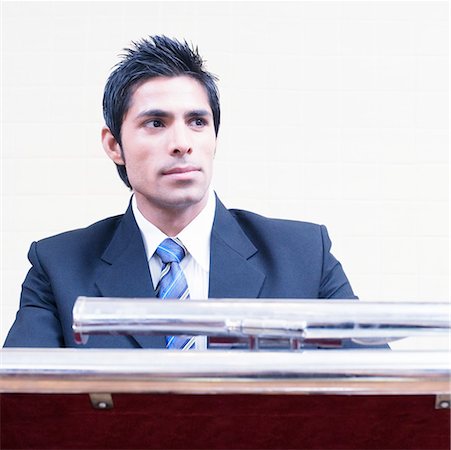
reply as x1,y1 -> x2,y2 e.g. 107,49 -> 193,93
162,166 -> 201,179
163,166 -> 200,175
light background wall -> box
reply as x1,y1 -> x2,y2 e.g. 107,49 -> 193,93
1,1 -> 449,348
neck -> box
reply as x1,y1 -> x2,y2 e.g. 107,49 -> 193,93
134,195 -> 208,237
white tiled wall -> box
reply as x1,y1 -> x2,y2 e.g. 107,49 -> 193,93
1,1 -> 449,349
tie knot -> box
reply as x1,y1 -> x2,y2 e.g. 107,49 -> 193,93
156,238 -> 186,264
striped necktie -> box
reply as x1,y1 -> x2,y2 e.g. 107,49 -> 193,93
155,238 -> 195,350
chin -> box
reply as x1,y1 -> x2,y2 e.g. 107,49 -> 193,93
156,191 -> 207,210
170,197 -> 206,210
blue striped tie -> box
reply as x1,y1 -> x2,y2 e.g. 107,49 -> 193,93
155,238 -> 195,350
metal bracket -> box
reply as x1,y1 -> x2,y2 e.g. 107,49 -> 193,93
89,393 -> 114,410
248,335 -> 259,351
290,338 -> 302,350
435,394 -> 451,409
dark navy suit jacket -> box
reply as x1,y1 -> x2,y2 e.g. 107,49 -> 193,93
4,197 -> 357,348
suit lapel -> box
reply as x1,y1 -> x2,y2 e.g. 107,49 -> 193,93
95,204 -> 165,349
209,197 -> 266,298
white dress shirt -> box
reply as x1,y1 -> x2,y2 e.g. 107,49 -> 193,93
131,190 -> 216,349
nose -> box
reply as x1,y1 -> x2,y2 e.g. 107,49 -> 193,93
170,124 -> 193,156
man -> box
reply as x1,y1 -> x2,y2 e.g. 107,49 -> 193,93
4,36 -> 356,348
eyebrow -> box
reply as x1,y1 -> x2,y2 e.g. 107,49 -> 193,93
136,109 -> 212,120
185,109 -> 212,118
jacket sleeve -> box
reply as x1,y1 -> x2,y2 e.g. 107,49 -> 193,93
318,225 -> 358,299
3,242 -> 65,347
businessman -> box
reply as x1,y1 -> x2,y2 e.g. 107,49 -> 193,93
4,36 -> 357,348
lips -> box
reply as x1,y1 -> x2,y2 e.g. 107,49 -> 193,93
163,166 -> 200,175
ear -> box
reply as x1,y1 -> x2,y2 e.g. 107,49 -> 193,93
102,126 -> 125,165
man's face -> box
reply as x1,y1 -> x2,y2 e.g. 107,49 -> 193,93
105,76 -> 216,217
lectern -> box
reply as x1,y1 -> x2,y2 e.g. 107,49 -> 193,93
1,299 -> 450,449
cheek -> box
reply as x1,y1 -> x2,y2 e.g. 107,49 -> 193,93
200,134 -> 217,156
203,151 -> 215,177
125,139 -> 158,163
124,147 -> 157,175
202,149 -> 215,169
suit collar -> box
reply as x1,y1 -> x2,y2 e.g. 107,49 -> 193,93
95,203 -> 165,348
98,202 -> 154,298
209,196 -> 266,298
97,196 -> 267,299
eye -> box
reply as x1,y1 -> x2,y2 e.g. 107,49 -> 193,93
145,119 -> 164,128
191,117 -> 207,127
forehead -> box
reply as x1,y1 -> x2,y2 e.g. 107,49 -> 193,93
127,76 -> 211,114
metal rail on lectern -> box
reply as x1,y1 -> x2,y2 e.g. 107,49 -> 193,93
72,297 -> 450,349
1,299 -> 450,409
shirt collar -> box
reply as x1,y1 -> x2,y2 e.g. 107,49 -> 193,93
132,190 -> 216,272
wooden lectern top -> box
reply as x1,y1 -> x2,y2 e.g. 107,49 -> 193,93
1,348 -> 449,395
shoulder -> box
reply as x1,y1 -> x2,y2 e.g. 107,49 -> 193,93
229,208 -> 323,237
33,214 -> 124,256
225,207 -> 330,255
213,197 -> 328,254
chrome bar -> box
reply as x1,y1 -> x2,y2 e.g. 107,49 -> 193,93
72,298 -> 450,345
1,348 -> 450,395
